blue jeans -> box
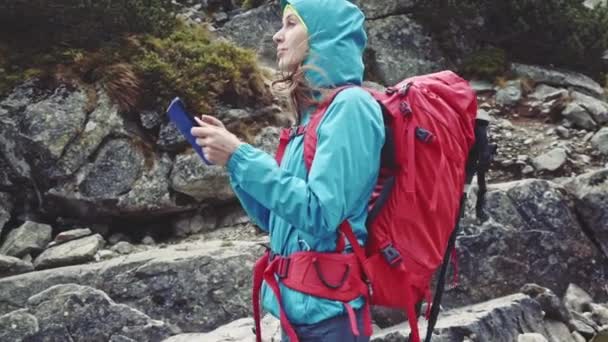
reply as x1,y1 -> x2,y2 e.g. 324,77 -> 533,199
281,308 -> 370,342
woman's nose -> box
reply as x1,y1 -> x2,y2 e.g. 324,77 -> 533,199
273,29 -> 283,45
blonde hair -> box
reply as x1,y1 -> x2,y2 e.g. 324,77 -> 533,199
271,57 -> 332,124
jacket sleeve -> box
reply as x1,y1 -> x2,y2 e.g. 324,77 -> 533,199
229,179 -> 271,232
226,88 -> 384,238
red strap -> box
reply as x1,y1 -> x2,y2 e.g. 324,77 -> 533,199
303,86 -> 356,171
343,303 -> 360,336
275,128 -> 291,165
406,123 -> 416,194
424,289 -> 433,320
252,253 -> 269,342
404,287 -> 421,342
263,259 -> 299,342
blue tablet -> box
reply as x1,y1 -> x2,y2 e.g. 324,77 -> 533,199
166,97 -> 213,165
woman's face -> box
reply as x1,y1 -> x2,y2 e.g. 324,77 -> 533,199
272,8 -> 309,72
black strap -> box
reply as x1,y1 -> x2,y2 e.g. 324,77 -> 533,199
423,193 -> 466,342
465,119 -> 496,222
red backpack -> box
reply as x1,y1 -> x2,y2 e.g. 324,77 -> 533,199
252,70 -> 495,342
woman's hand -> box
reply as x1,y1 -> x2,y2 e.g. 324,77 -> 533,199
191,115 -> 243,166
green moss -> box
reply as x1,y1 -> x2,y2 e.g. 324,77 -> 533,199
242,0 -> 265,10
0,20 -> 271,115
459,47 -> 507,81
132,22 -> 270,113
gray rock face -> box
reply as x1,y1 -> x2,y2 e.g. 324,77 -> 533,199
496,80 -> 523,107
170,153 -> 234,201
163,314 -> 281,342
591,127 -> 608,156
52,228 -> 93,245
252,126 -> 280,155
0,192 -> 12,238
562,102 -> 597,130
450,179 -> 608,308
33,234 -> 105,269
532,148 -> 568,172
372,294 -> 545,342
0,309 -> 38,341
79,139 -> 145,198
54,90 -> 124,178
219,4 -> 282,66
0,240 -> 263,333
0,255 -> 34,278
366,15 -> 445,85
564,169 -> 608,259
510,63 -> 605,99
4,284 -> 176,341
351,0 -> 417,19
0,221 -> 52,258
570,91 -> 608,125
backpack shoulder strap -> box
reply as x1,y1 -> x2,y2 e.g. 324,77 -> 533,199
303,85 -> 357,171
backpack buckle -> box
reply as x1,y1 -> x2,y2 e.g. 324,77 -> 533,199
415,127 -> 434,143
276,257 -> 291,279
381,243 -> 402,267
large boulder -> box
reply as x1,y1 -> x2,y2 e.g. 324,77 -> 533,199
365,15 -> 445,85
0,283 -> 176,341
447,179 -> 608,308
0,240 -> 264,333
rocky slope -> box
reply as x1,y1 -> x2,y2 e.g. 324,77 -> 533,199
0,1 -> 607,342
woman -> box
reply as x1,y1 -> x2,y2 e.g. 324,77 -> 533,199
191,0 -> 384,340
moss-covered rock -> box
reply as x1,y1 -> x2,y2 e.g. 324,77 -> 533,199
0,20 -> 271,115
459,47 -> 508,81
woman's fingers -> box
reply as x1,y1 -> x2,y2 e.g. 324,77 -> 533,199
198,115 -> 225,128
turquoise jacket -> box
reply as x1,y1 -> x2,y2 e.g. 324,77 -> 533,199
226,0 -> 385,325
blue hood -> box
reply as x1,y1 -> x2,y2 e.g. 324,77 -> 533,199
281,0 -> 367,88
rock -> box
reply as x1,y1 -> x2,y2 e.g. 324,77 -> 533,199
95,249 -> 117,261
564,283 -> 594,313
33,234 -> 105,269
108,232 -> 131,245
529,85 -> 568,102
0,192 -> 12,238
170,153 -> 234,201
162,314 -> 280,342
532,148 -> 567,172
521,284 -> 571,322
372,294 -> 545,341
366,14 -> 445,85
172,211 -> 218,237
78,139 -> 145,198
217,206 -> 249,228
591,127 -> 608,156
562,102 -> 597,130
470,80 -> 495,93
544,320 -> 576,342
0,240 -> 263,333
351,0 -> 416,19
563,169 -> 608,258
556,126 -> 571,139
510,63 -> 605,98
158,120 -> 188,151
451,179 -> 608,308
519,333 -> 549,342
0,221 -> 52,258
111,241 -> 135,255
219,4 -> 282,66
569,311 -> 597,339
23,284 -> 176,341
53,89 -> 124,178
252,126 -> 281,155
52,228 -> 93,245
0,309 -> 39,341
571,331 -> 586,342
139,110 -> 163,129
0,118 -> 32,189
591,303 -> 608,326
0,254 -> 34,277
570,91 -> 608,125
141,236 -> 156,245
496,80 -> 523,107
117,153 -> 179,214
